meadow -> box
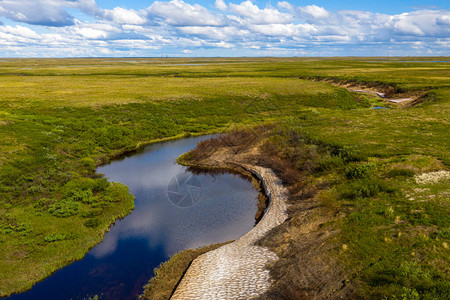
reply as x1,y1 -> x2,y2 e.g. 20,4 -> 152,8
0,57 -> 448,298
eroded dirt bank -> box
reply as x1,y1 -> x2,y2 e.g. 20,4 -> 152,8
302,76 -> 428,106
170,130 -> 353,299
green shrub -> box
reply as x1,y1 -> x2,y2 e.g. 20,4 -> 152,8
15,223 -> 30,233
93,178 -> 110,192
356,96 -> 372,108
67,188 -> 96,204
346,163 -> 377,179
317,156 -> 345,171
0,227 -> 13,235
44,233 -> 66,243
79,157 -> 96,172
435,228 -> 450,239
82,208 -> 103,218
396,287 -> 420,300
34,197 -> 52,211
84,218 -> 101,228
341,178 -> 395,199
48,200 -> 79,217
386,169 -> 415,178
364,260 -> 450,299
62,178 -> 97,195
29,184 -> 43,194
333,145 -> 364,162
347,180 -> 380,198
0,222 -> 30,235
103,182 -> 134,203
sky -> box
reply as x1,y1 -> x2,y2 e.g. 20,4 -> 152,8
0,0 -> 449,57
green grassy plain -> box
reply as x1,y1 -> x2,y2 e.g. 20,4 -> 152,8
258,120 -> 449,299
0,57 -> 449,298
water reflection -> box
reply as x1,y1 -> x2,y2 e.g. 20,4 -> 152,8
89,172 -> 256,260
9,135 -> 258,300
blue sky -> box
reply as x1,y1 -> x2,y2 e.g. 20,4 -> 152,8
0,0 -> 449,57
95,0 -> 449,14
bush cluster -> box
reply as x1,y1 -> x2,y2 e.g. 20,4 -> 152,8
48,201 -> 79,218
346,163 -> 378,179
44,234 -> 66,243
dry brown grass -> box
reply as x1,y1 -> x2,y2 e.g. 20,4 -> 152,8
250,133 -> 353,299
188,127 -> 265,161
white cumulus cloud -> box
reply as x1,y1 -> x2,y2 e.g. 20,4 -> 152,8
102,7 -> 147,25
0,0 -> 74,26
147,0 -> 224,26
391,10 -> 450,37
299,5 -> 329,19
215,0 -> 227,11
278,1 -> 294,11
228,1 -> 292,24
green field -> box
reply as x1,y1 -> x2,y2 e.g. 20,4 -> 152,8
0,57 -> 449,298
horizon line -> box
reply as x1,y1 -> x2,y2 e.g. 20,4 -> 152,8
1,55 -> 450,59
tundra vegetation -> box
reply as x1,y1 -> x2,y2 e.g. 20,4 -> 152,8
0,57 -> 448,298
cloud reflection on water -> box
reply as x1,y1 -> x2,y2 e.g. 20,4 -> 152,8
93,135 -> 258,258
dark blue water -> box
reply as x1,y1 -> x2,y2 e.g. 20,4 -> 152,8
8,135 -> 258,300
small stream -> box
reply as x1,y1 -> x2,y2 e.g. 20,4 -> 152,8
9,135 -> 258,300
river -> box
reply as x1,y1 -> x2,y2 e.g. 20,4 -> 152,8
8,135 -> 258,300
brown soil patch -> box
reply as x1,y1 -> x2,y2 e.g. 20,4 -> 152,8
308,77 -> 427,106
